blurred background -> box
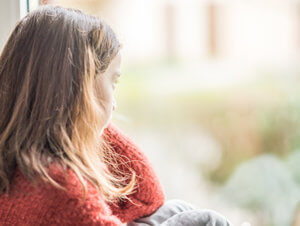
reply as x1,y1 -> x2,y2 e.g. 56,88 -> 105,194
1,0 -> 300,225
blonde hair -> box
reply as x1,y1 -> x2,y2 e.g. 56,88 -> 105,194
0,5 -> 135,203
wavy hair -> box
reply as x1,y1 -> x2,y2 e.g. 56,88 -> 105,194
0,5 -> 135,203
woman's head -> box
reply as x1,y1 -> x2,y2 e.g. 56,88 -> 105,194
0,5 -> 134,202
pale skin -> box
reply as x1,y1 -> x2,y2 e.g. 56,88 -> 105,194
95,52 -> 121,129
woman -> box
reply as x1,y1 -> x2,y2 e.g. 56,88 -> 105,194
0,5 -> 164,225
0,5 -> 232,226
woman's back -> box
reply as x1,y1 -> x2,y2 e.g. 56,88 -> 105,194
0,7 -> 165,222
0,124 -> 165,225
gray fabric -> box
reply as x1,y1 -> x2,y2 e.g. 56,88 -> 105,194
127,199 -> 232,226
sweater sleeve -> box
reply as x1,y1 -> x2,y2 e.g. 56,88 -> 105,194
102,123 -> 165,223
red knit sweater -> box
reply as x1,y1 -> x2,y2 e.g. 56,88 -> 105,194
0,123 -> 165,225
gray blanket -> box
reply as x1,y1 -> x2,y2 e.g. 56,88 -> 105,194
128,199 -> 232,226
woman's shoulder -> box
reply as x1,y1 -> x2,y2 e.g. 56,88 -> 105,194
45,163 -> 125,225
44,162 -> 98,199
10,164 -> 121,225
9,163 -> 93,199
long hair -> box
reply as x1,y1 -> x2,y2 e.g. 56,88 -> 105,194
0,5 -> 135,203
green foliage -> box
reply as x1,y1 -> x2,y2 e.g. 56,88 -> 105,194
116,61 -> 300,184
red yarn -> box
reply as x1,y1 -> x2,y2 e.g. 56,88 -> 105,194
0,123 -> 165,225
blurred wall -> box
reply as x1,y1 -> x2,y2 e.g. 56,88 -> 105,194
0,0 -> 22,51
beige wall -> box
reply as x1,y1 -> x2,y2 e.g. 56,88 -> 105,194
0,0 -> 21,51
10,0 -> 300,65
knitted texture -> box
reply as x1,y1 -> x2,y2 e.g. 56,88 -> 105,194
0,123 -> 165,225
